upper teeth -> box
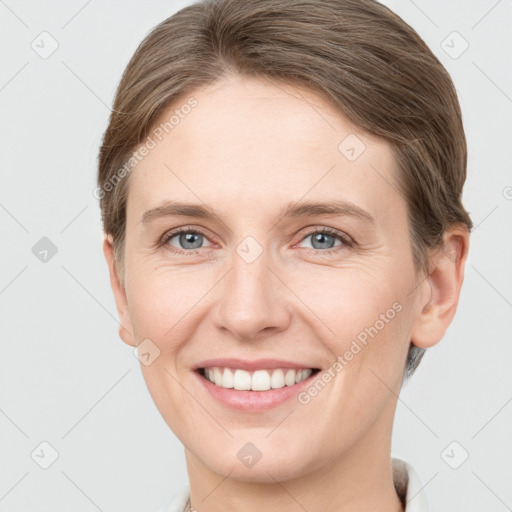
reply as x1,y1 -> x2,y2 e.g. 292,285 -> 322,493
204,367 -> 313,391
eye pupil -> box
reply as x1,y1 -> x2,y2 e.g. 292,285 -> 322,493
180,232 -> 203,249
311,232 -> 335,250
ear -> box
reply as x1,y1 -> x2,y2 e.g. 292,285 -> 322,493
411,224 -> 470,349
102,234 -> 136,347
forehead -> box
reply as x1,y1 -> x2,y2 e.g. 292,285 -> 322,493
126,75 -> 403,226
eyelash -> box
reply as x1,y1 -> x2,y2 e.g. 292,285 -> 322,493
158,226 -> 354,257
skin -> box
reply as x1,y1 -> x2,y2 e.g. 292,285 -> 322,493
103,74 -> 469,512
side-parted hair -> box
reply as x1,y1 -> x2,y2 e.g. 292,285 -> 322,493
97,0 -> 473,378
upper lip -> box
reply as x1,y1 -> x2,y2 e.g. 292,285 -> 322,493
193,358 -> 320,372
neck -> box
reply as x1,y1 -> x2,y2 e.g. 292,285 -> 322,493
184,401 -> 404,512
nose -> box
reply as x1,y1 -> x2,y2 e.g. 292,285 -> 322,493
212,245 -> 291,341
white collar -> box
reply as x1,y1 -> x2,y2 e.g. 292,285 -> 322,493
155,458 -> 427,512
392,458 -> 428,511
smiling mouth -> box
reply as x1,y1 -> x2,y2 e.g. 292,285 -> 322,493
197,367 -> 321,391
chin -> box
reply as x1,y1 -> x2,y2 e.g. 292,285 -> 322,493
193,443 -> 319,483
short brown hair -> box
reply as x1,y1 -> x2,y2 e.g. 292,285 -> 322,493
97,0 -> 473,377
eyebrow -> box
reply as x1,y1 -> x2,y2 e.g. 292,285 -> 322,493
279,199 -> 375,224
140,199 -> 375,225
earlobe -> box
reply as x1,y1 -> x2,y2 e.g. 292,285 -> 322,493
410,225 -> 470,349
102,235 -> 137,347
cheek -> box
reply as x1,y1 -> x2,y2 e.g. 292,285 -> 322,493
297,273 -> 411,444
294,265 -> 411,384
125,268 -> 207,432
292,264 -> 401,336
125,261 -> 208,342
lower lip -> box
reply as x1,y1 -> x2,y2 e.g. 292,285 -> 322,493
194,369 -> 319,412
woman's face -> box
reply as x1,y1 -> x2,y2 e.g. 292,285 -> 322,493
112,75 -> 428,482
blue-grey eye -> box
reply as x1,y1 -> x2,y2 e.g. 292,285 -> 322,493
168,230 -> 208,250
306,231 -> 341,250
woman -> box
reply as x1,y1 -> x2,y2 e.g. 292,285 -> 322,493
97,0 -> 472,510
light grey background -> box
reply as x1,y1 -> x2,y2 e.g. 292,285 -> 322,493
0,0 -> 511,510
